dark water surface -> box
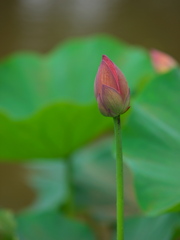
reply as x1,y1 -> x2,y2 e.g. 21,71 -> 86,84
1,0 -> 180,60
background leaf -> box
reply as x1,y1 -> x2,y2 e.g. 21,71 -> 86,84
16,211 -> 96,240
123,68 -> 180,215
0,104 -> 111,158
0,210 -> 18,240
24,160 -> 68,212
0,35 -> 154,159
72,138 -> 139,220
73,67 -> 180,216
124,214 -> 180,240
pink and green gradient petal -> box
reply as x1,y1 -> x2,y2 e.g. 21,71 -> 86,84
150,49 -> 177,73
102,85 -> 124,117
94,55 -> 130,117
94,59 -> 118,98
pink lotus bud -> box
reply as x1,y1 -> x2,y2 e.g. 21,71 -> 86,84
150,49 -> 177,73
94,55 -> 130,117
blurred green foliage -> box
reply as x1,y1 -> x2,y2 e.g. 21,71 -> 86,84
124,214 -> 180,240
0,210 -> 17,240
0,35 -> 154,158
17,211 -> 96,240
123,69 -> 180,215
0,35 -> 180,239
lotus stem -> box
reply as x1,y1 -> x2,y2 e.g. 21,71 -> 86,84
113,115 -> 124,240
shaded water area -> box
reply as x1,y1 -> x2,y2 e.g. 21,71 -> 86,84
1,0 -> 180,60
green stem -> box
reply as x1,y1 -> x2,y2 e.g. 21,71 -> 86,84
113,115 -> 124,240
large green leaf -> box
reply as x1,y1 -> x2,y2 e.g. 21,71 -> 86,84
24,161 -> 68,212
0,210 -> 18,240
72,138 -> 116,221
172,227 -> 180,240
124,214 -> 180,240
0,104 -> 111,158
16,211 -> 95,240
0,35 -> 154,159
73,69 -> 180,216
72,138 -> 139,220
123,68 -> 180,215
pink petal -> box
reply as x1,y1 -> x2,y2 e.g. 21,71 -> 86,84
116,67 -> 130,101
103,55 -> 129,100
151,49 -> 177,73
102,55 -> 120,90
97,94 -> 111,117
121,89 -> 130,113
95,60 -> 118,97
102,85 -> 124,117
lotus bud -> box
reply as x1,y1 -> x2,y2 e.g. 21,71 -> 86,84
94,55 -> 130,117
150,49 -> 177,73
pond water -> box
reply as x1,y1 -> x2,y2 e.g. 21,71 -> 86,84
1,0 -> 180,60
